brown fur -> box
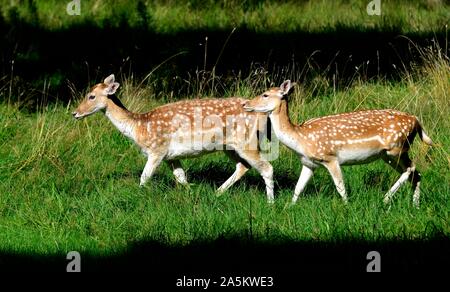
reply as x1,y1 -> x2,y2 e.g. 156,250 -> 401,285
73,75 -> 275,202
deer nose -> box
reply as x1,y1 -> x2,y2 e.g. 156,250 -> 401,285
242,102 -> 253,112
72,111 -> 80,119
242,101 -> 252,109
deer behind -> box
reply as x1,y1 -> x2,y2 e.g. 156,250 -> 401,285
72,74 -> 274,202
244,80 -> 433,207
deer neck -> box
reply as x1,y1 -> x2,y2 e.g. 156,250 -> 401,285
104,98 -> 137,141
269,100 -> 306,156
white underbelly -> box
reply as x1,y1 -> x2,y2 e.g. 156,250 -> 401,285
165,140 -> 219,159
337,148 -> 382,165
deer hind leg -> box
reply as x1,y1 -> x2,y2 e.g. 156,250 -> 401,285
411,170 -> 421,208
168,160 -> 188,185
322,160 -> 348,203
291,165 -> 314,205
235,149 -> 274,203
217,151 -> 250,194
140,154 -> 164,186
382,152 -> 421,207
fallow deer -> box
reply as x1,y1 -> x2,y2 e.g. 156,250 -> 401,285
72,74 -> 274,202
244,80 -> 433,207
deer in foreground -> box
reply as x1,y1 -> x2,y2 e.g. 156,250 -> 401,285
244,80 -> 433,207
72,74 -> 274,202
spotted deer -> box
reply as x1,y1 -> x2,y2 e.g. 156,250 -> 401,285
244,80 -> 433,207
72,74 -> 274,202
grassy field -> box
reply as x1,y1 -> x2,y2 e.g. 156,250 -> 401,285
0,42 -> 448,259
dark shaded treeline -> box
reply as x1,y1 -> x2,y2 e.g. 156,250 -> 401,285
0,15 -> 447,103
0,237 -> 448,275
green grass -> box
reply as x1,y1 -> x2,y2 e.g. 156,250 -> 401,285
1,0 -> 448,33
0,44 -> 449,257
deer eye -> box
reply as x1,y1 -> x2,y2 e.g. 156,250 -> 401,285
262,94 -> 269,99
88,95 -> 96,100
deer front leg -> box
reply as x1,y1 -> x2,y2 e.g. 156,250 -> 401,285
291,165 -> 314,205
168,160 -> 188,185
323,160 -> 348,203
259,162 -> 274,204
140,154 -> 163,186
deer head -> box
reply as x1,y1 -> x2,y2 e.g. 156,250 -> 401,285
72,74 -> 120,119
243,80 -> 293,113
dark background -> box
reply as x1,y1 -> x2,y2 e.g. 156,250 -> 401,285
1,11 -> 447,104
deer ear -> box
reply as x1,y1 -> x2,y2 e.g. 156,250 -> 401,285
104,74 -> 115,85
280,80 -> 292,95
104,82 -> 120,95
